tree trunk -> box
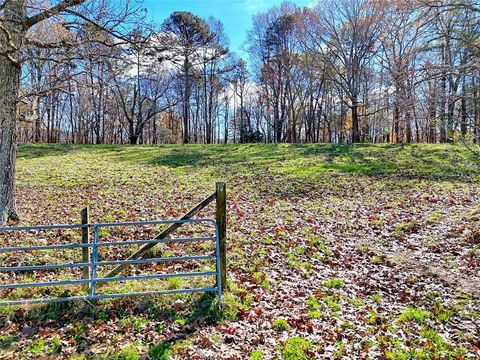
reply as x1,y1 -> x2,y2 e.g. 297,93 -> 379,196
224,98 -> 229,144
351,99 -> 360,143
428,80 -> 436,143
446,99 -> 455,143
393,98 -> 400,144
35,111 -> 41,142
129,134 -> 138,145
182,57 -> 190,144
0,58 -> 21,225
439,47 -> 447,143
0,1 -> 25,225
405,86 -> 412,144
460,79 -> 467,137
474,77 -> 480,143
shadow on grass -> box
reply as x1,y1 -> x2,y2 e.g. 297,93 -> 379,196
150,148 -> 221,167
0,292 -> 221,353
102,143 -> 479,183
0,335 -> 19,350
17,143 -> 478,183
17,143 -> 84,159
147,293 -> 221,359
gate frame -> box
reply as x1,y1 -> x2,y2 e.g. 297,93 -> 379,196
0,183 -> 227,307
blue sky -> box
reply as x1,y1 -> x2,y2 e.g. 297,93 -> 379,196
142,0 -> 313,56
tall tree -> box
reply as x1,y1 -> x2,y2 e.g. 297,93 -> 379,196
379,1 -> 425,143
307,0 -> 384,143
161,11 -> 215,144
111,36 -> 177,145
0,0 -> 141,225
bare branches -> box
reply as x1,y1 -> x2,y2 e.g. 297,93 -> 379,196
62,9 -> 136,45
419,0 -> 480,13
0,0 -> 11,12
25,37 -> 75,49
3,0 -> 479,146
25,0 -> 86,29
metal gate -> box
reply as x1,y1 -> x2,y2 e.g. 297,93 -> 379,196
0,219 -> 222,306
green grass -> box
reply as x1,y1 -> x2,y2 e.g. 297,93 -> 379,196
4,143 -> 479,359
149,342 -> 173,360
322,277 -> 345,289
0,335 -> 19,350
273,318 -> 290,332
166,277 -> 183,290
249,350 -> 263,360
323,295 -> 342,314
16,143 -> 477,187
398,307 -> 431,325
108,344 -> 142,360
280,337 -> 312,360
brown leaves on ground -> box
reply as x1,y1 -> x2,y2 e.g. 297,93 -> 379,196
1,145 -> 480,359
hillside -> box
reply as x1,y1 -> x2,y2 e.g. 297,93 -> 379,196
0,143 -> 479,359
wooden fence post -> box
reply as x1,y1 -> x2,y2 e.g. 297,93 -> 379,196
216,182 -> 227,291
81,207 -> 90,291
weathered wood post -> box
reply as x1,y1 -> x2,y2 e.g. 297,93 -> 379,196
216,182 -> 227,291
81,207 -> 90,291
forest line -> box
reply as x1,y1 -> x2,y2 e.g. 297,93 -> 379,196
12,0 -> 480,145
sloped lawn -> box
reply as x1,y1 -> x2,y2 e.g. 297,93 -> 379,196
0,143 -> 479,359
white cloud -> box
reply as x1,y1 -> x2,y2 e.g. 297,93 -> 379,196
222,81 -> 259,108
240,0 -> 284,12
247,0 -> 317,10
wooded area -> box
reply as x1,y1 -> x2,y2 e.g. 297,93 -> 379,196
4,0 -> 480,147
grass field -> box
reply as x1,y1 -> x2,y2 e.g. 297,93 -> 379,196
1,143 -> 479,359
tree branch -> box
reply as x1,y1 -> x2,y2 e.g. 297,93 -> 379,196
62,8 -> 137,44
0,0 -> 11,12
25,0 -> 86,29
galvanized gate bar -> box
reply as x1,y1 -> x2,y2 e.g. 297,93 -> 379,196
0,287 -> 220,307
0,236 -> 216,252
0,255 -> 216,272
0,218 -> 222,306
0,218 -> 215,232
0,272 -> 219,290
90,225 -> 99,297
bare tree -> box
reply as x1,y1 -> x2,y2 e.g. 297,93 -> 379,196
379,1 -> 426,143
307,0 -> 385,143
0,0 -> 142,225
111,36 -> 177,145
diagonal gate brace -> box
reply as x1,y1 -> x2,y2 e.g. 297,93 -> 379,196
100,192 -> 216,283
